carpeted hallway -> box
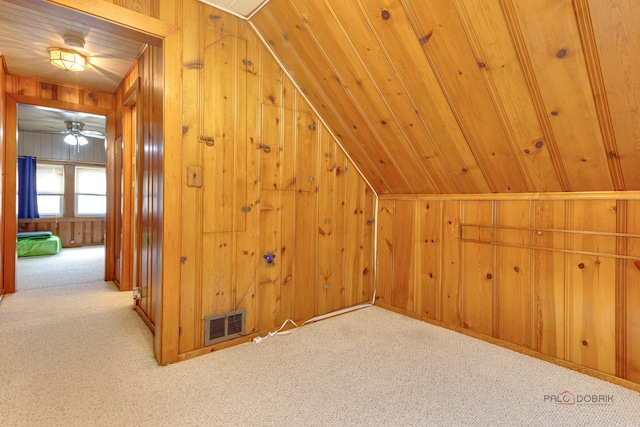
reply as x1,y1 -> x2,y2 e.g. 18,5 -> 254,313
16,246 -> 105,290
1,277 -> 639,426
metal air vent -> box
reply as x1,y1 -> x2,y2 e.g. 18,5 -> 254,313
204,308 -> 246,346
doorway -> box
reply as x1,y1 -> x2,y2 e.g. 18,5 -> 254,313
1,0 -> 181,365
15,104 -> 108,290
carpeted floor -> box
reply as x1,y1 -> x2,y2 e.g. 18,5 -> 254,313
0,279 -> 639,426
16,246 -> 104,289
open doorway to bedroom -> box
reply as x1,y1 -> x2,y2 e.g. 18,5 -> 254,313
15,104 -> 107,290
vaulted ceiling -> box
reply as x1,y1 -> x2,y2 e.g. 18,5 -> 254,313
250,0 -> 640,195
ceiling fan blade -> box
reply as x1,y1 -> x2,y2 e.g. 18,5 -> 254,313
81,130 -> 105,139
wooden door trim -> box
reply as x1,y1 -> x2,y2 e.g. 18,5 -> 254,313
119,79 -> 140,292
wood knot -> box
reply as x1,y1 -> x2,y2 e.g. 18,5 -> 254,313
419,33 -> 433,45
461,168 -> 468,173
486,273 -> 493,280
556,48 -> 567,58
535,141 -> 544,149
578,263 -> 585,269
524,149 -> 530,154
381,9 -> 391,20
550,111 -> 559,116
514,266 -> 520,273
582,340 -> 588,346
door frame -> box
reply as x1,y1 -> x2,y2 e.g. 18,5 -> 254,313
4,96 -> 115,291
2,0 -> 182,366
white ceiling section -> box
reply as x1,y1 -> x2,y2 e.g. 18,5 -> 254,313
0,0 -> 144,92
198,0 -> 271,19
18,104 -> 106,137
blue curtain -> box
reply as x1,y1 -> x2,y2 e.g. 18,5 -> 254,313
17,156 -> 39,219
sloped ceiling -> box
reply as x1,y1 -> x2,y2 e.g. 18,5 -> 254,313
251,0 -> 640,195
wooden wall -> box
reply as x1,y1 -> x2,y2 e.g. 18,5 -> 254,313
4,76 -> 115,110
177,4 -> 375,358
103,0 -> 159,18
376,194 -> 640,388
18,131 -> 106,164
0,57 -> 6,296
110,42 -> 163,334
18,218 -> 104,247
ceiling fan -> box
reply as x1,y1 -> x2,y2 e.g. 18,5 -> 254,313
63,120 -> 104,146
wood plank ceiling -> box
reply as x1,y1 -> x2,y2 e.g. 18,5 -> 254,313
250,0 -> 640,195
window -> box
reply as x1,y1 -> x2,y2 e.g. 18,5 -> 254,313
32,163 -> 106,217
75,166 -> 106,216
36,163 -> 64,216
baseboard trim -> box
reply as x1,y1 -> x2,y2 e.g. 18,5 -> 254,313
134,305 -> 155,334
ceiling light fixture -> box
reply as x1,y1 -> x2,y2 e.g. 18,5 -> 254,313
49,47 -> 85,72
63,35 -> 85,49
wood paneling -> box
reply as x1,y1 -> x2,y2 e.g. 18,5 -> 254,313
588,0 -> 640,191
495,200 -> 531,348
532,200 -> 566,359
0,58 -> 5,296
251,0 -> 640,195
377,194 -> 640,388
18,131 -> 106,166
460,201 -> 493,336
202,35 -> 248,233
18,218 -> 105,247
174,6 -> 375,357
414,200 -> 440,320
440,200 -> 461,326
5,75 -> 114,110
624,201 -> 640,382
567,200 -> 617,375
391,199 -> 414,312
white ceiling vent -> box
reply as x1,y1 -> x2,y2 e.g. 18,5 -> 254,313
197,0 -> 271,19
204,308 -> 246,346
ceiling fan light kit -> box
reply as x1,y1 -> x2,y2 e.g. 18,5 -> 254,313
64,121 -> 90,147
63,133 -> 88,146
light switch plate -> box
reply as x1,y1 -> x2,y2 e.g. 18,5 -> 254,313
187,165 -> 202,187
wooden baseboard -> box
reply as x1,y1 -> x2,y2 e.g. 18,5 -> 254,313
375,302 -> 640,393
177,333 -> 261,363
134,305 -> 155,334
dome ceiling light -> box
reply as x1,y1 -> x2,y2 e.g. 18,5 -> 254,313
49,47 -> 86,72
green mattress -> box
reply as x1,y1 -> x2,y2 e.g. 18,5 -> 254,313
17,234 -> 61,257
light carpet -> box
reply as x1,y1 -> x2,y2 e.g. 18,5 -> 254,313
0,280 -> 639,427
16,246 -> 104,290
